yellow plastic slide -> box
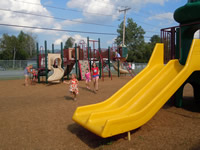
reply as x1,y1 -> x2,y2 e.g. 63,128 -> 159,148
73,39 -> 200,138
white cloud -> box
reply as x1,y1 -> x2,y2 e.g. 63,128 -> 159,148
66,0 -> 169,22
107,37 -> 116,45
147,12 -> 174,26
0,0 -> 81,36
54,34 -> 87,46
148,12 -> 173,21
0,0 -> 55,33
61,18 -> 83,26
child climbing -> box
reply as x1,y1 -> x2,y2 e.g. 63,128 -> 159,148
91,62 -> 99,92
64,74 -> 79,101
85,68 -> 91,89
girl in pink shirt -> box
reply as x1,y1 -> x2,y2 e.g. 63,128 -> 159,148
91,62 -> 99,92
85,68 -> 91,89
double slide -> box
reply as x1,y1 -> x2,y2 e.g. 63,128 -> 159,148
73,39 -> 200,138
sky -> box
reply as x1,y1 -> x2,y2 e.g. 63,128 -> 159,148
0,0 -> 192,50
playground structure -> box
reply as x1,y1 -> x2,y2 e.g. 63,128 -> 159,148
72,0 -> 200,138
36,37 -> 132,83
47,53 -> 64,82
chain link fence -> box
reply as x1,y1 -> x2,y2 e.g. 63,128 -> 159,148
0,60 -> 36,80
0,60 -> 147,80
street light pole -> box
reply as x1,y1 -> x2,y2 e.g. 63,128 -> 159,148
119,7 -> 131,46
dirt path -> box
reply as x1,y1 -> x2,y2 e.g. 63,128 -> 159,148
0,77 -> 199,149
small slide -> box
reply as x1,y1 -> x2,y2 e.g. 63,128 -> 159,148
113,61 -> 129,74
47,54 -> 64,82
72,39 -> 200,138
64,61 -> 75,77
48,67 -> 64,82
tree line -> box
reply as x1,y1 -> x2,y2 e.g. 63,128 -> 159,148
0,18 -> 161,63
115,18 -> 161,63
0,31 -> 36,60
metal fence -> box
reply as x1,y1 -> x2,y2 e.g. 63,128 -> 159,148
0,60 -> 37,80
0,60 -> 37,70
0,60 -> 147,80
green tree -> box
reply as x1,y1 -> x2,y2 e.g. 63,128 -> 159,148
64,37 -> 75,49
0,34 -> 19,60
115,18 -> 146,62
149,35 -> 161,47
0,31 -> 36,60
144,35 -> 161,62
18,31 -> 36,58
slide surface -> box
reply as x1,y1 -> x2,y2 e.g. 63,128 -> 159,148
48,67 -> 64,82
72,39 -> 200,138
73,43 -> 164,135
113,61 -> 129,74
47,53 -> 64,82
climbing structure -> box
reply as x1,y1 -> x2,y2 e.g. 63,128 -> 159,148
161,0 -> 200,107
72,1 -> 200,138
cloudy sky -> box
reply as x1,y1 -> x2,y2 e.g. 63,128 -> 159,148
0,0 -> 190,49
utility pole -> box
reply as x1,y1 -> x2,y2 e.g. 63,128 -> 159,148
13,47 -> 16,69
119,7 -> 131,46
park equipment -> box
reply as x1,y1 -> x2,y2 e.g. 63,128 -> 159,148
112,46 -> 135,77
37,41 -> 64,83
73,39 -> 200,138
112,62 -> 129,74
47,53 -> 64,82
37,37 -> 130,83
73,1 -> 200,138
161,0 -> 200,107
87,37 -> 112,80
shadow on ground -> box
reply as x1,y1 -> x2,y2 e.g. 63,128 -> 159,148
164,96 -> 200,113
67,123 -> 138,149
64,96 -> 74,101
182,97 -> 200,113
79,86 -> 95,94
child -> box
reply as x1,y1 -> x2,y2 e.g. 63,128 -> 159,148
91,62 -> 99,92
24,65 -> 33,86
64,74 -> 79,100
128,63 -> 132,70
85,68 -> 91,89
31,69 -> 37,84
115,51 -> 121,58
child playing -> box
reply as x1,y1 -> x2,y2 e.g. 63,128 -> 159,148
24,64 -> 33,86
31,69 -> 37,84
91,62 -> 99,92
64,74 -> 79,100
85,68 -> 91,89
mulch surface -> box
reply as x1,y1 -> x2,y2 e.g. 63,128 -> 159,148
0,77 -> 200,150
